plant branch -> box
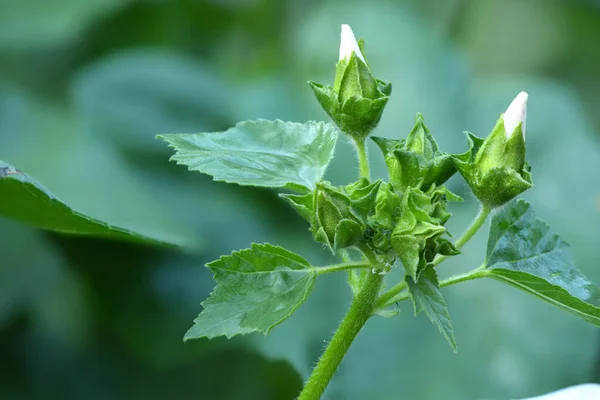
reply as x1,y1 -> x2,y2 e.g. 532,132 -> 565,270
375,266 -> 490,311
297,271 -> 384,400
316,262 -> 372,276
439,266 -> 489,287
374,280 -> 407,309
433,204 -> 491,266
355,139 -> 370,180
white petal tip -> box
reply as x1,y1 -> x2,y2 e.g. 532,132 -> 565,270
504,91 -> 528,138
339,24 -> 366,63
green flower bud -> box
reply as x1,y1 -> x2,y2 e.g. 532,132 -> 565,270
281,179 -> 383,253
312,180 -> 384,252
453,92 -> 532,208
390,186 -> 459,281
372,114 -> 456,191
308,24 -> 391,140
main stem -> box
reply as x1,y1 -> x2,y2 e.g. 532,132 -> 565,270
297,271 -> 384,400
355,139 -> 370,180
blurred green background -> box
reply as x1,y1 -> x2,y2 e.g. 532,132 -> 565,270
2,0 -> 600,399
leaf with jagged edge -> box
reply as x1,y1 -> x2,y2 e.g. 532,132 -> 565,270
159,120 -> 338,192
184,243 -> 317,340
407,266 -> 457,352
485,199 -> 600,326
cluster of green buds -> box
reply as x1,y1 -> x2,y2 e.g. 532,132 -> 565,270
298,23 -> 532,274
282,113 -> 463,272
308,24 -> 391,141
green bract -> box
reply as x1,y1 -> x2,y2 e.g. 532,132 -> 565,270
372,114 -> 456,191
453,116 -> 532,208
309,40 -> 391,141
391,186 -> 460,281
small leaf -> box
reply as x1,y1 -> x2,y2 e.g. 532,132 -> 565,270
407,267 -> 457,352
184,244 -> 317,340
0,160 -> 177,246
375,308 -> 400,318
159,120 -> 338,191
391,234 -> 420,280
485,199 -> 600,326
279,192 -> 314,224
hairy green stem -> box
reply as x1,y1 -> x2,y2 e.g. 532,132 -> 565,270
433,204 -> 491,266
316,262 -> 372,276
297,271 -> 384,400
453,205 -> 491,249
355,139 -> 370,180
374,280 -> 407,309
439,266 -> 488,287
375,266 -> 489,310
357,243 -> 379,266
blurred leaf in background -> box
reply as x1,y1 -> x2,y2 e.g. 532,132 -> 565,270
1,0 -> 600,399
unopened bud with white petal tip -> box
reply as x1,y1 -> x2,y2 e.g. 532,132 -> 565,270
339,24 -> 366,63
504,91 -> 528,139
452,91 -> 532,208
308,24 -> 391,141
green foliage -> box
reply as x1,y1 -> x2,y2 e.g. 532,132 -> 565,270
407,267 -> 457,352
159,120 -> 338,192
184,244 -> 317,340
485,199 -> 600,325
3,2 -> 600,399
0,160 -> 177,246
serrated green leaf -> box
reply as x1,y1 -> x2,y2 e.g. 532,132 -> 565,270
184,244 -> 317,340
159,120 -> 338,191
407,267 -> 457,352
0,160 -> 176,246
485,199 -> 600,325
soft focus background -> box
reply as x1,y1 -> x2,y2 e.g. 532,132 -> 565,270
1,0 -> 600,399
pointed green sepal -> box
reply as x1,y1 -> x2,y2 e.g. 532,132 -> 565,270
279,192 -> 314,224
453,128 -> 532,208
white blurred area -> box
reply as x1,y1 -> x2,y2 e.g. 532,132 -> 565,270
520,384 -> 600,400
